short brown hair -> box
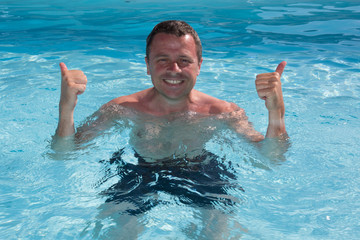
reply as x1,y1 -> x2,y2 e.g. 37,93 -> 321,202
146,20 -> 202,62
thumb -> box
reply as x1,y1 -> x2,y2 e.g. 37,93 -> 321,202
275,61 -> 287,76
59,62 -> 68,75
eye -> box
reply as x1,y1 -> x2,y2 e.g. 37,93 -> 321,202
179,58 -> 193,66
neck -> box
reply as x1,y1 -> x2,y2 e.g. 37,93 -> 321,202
147,88 -> 196,115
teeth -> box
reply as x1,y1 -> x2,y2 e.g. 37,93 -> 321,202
164,79 -> 182,84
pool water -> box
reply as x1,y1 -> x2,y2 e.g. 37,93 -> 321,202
1,0 -> 360,239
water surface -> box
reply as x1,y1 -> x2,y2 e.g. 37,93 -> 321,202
1,0 -> 360,239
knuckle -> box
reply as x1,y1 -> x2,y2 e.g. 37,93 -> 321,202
67,82 -> 75,88
273,72 -> 281,78
273,81 -> 281,87
256,73 -> 265,79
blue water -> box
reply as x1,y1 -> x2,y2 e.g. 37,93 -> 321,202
1,0 -> 360,239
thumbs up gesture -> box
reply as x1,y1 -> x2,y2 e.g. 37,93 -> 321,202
255,61 -> 286,113
59,62 -> 87,113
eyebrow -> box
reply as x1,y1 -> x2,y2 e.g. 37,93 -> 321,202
153,54 -> 169,58
153,54 -> 192,59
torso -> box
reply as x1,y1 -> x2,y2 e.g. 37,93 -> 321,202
128,111 -> 224,162
105,88 -> 239,162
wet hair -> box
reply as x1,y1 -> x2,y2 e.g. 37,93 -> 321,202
146,20 -> 202,62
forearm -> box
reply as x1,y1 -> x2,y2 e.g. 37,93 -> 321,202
265,109 -> 287,138
56,108 -> 75,137
257,109 -> 289,163
50,108 -> 76,155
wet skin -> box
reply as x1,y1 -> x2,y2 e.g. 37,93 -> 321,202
56,33 -> 287,156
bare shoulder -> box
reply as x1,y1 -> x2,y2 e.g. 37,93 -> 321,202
193,90 -> 241,114
109,89 -> 146,105
93,89 -> 150,117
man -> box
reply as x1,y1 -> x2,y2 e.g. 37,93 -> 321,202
54,21 -> 288,236
56,20 -> 287,149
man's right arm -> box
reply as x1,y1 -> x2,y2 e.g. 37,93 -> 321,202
56,62 -> 87,137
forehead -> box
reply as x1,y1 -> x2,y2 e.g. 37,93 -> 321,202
149,33 -> 197,57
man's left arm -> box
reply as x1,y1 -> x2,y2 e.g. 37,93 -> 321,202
255,61 -> 288,139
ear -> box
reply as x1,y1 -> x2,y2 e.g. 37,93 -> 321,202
145,57 -> 150,75
197,58 -> 203,76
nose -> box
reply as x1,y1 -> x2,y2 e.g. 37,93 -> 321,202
167,61 -> 181,73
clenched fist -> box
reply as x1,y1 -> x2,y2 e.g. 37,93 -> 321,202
255,61 -> 286,114
59,62 -> 87,113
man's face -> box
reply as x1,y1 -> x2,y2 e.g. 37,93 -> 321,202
145,33 -> 203,101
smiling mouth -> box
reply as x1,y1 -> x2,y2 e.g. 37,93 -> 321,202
163,79 -> 183,85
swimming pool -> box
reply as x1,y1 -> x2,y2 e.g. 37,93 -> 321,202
1,0 -> 360,239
